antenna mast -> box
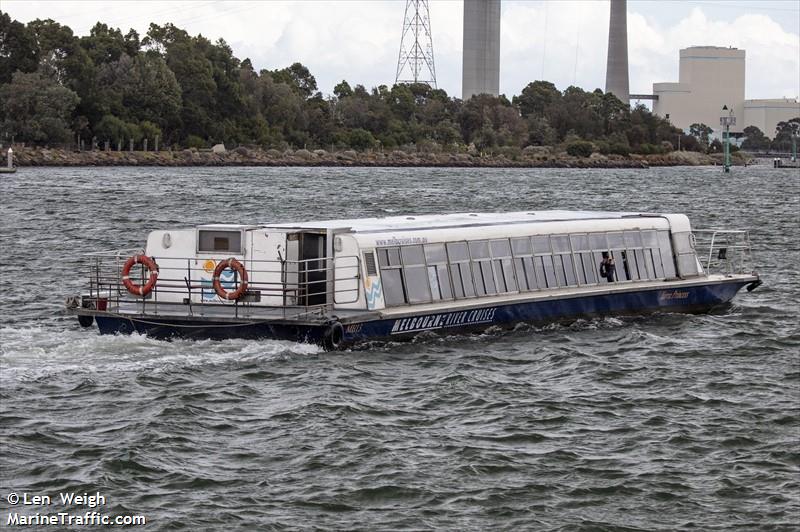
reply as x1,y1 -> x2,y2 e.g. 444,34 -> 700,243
395,0 -> 437,87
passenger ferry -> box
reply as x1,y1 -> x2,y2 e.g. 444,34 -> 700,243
66,211 -> 760,350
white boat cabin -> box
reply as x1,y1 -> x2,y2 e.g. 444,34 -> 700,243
141,211 -> 703,311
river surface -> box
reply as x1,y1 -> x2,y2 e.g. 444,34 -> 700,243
1,166 -> 798,530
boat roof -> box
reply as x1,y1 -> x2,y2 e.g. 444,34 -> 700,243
262,210 -> 670,233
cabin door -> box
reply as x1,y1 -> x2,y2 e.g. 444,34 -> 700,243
289,232 -> 327,306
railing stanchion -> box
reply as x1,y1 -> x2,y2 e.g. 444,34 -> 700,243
185,259 -> 193,316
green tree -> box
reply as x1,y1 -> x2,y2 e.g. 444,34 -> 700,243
80,23 -> 139,66
458,94 -> 525,147
513,80 -> 560,118
27,18 -> 97,131
143,23 -> 217,140
741,125 -> 769,151
566,140 -> 594,157
127,55 -> 182,132
333,80 -> 352,99
348,128 -> 377,150
597,92 -> 630,136
255,73 -> 306,144
526,116 -> 557,146
547,86 -> 602,141
0,12 -> 39,84
270,62 -> 317,99
139,120 -> 162,144
689,123 -> 713,148
184,134 -> 206,149
773,118 -> 800,150
0,70 -> 79,143
95,53 -> 181,134
93,114 -> 129,144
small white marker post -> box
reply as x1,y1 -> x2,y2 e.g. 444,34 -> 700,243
7,147 -> 12,168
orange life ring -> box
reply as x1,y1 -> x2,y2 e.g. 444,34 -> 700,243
122,255 -> 159,297
212,258 -> 248,300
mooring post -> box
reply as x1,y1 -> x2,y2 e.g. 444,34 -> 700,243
129,138 -> 133,152
143,138 -> 148,152
7,147 -> 12,168
104,140 -> 109,151
155,135 -> 159,152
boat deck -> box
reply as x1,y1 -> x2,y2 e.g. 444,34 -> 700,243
89,300 -> 378,325
80,273 -> 757,326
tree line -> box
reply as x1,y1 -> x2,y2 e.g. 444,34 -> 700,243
1,13 -> 796,155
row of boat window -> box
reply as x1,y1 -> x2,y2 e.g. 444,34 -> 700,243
375,230 -> 677,307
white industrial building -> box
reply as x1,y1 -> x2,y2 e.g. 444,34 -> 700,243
743,99 -> 800,136
652,46 -> 799,138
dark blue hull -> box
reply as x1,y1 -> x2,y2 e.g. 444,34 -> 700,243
94,315 -> 329,344
90,278 -> 754,349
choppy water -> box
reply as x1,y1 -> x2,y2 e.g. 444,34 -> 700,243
1,166 -> 798,530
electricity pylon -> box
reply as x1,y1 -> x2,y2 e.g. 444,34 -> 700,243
395,0 -> 437,87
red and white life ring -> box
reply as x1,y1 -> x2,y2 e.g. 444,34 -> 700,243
121,255 -> 159,297
212,258 -> 248,300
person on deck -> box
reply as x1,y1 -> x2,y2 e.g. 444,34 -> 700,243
600,252 -> 616,283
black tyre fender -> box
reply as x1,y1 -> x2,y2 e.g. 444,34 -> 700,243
78,314 -> 94,328
323,321 -> 344,351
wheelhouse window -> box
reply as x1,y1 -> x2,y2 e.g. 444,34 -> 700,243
447,242 -> 476,299
469,241 -> 496,296
570,233 -> 596,285
589,233 -> 609,283
378,247 -> 406,306
606,232 -> 629,281
198,230 -> 242,253
401,245 -> 431,304
658,231 -> 677,278
623,231 -> 642,281
490,239 -> 517,293
551,234 -> 577,287
532,235 -> 557,288
641,230 -> 660,279
425,244 -> 453,301
511,237 -> 538,291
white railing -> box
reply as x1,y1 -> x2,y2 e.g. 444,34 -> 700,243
79,251 -> 361,319
693,230 -> 753,276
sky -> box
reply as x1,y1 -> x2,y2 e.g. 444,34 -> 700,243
3,0 -> 799,103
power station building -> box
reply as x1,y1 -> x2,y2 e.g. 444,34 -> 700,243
653,46 -> 799,137
462,0 -> 501,100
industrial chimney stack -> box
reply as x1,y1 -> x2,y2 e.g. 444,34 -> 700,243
462,0 -> 501,100
605,0 -> 629,105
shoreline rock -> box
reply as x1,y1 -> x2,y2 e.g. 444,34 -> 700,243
9,146 -> 723,169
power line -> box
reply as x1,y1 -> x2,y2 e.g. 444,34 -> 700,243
634,0 -> 800,13
541,0 -> 548,80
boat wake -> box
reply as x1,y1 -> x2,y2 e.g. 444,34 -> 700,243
0,324 -> 321,388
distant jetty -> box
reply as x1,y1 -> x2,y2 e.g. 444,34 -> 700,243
11,146 -> 735,169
